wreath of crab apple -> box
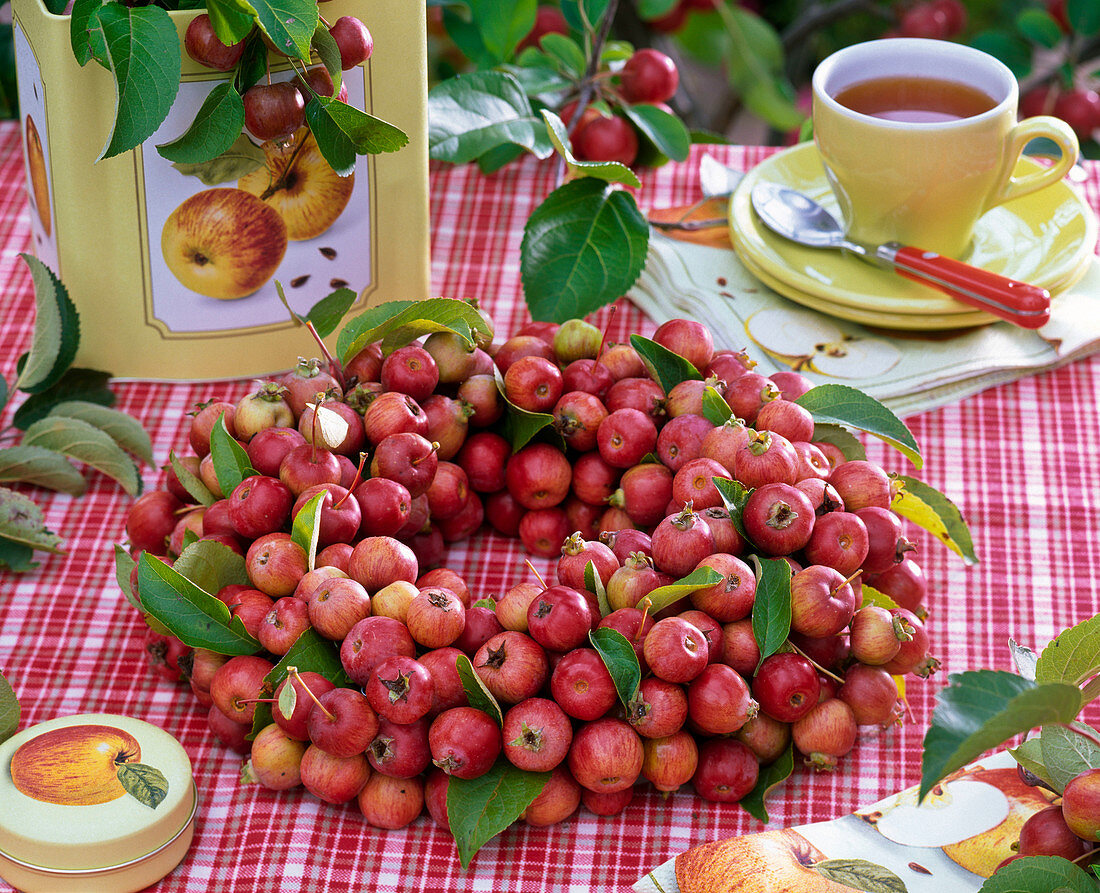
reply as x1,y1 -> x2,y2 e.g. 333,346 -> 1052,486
116,293 -> 975,865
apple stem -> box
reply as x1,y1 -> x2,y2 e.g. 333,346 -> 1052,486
334,453 -> 368,508
596,301 -> 617,361
524,559 -> 548,590
785,639 -> 846,685
288,666 -> 336,722
635,597 -> 652,642
832,568 -> 863,596
261,134 -> 311,202
411,442 -> 441,466
309,395 -> 324,462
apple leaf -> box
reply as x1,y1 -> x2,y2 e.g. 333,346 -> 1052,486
429,70 -> 553,164
979,855 -> 1099,892
810,422 -> 867,462
589,627 -> 641,707
812,859 -> 906,893
168,450 -> 216,507
252,629 -> 351,738
493,365 -> 559,452
307,403 -> 350,452
70,0 -> 107,65
737,741 -> 793,823
1038,721 -> 1100,793
171,132 -> 266,186
1009,638 -> 1039,681
337,299 -> 492,365
117,762 -> 169,809
291,489 -> 325,571
305,288 -> 358,339
702,386 -> 733,426
0,670 -> 19,745
0,537 -> 38,572
113,544 -> 143,613
12,368 -> 115,431
49,401 -> 153,466
859,584 -> 900,612
536,33 -> 586,78
1009,737 -> 1058,790
0,488 -> 64,556
522,179 -> 649,323
1035,611 -> 1100,687
309,21 -> 343,96
0,446 -> 85,495
447,759 -> 549,869
172,539 -> 250,597
209,413 -> 255,497
637,566 -> 723,614
713,476 -> 753,545
629,334 -> 701,395
456,653 -> 503,727
892,476 -> 977,566
919,670 -> 1082,801
472,598 -> 496,610
796,385 -> 921,469
156,82 -> 246,164
20,416 -> 140,496
137,552 -> 260,655
542,110 -> 641,187
585,559 -> 611,618
205,0 -> 256,46
747,556 -> 792,670
91,2 -> 180,160
620,103 -> 691,162
307,98 -> 409,178
14,255 -> 80,395
247,0 -> 317,60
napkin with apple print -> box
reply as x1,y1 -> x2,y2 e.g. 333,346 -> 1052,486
634,751 -> 1049,893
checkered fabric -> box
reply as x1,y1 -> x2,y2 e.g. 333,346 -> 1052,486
1,122 -> 1098,892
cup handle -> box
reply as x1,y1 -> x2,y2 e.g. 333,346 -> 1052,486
988,115 -> 1079,208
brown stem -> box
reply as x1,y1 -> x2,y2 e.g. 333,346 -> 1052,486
786,639 -> 845,685
525,559 -> 548,590
260,135 -> 310,201
288,666 -> 336,721
635,597 -> 652,642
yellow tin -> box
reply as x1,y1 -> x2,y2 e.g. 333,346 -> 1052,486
0,713 -> 198,893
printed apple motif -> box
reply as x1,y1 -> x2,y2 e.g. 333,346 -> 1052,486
24,115 -> 51,237
11,724 -> 143,806
238,127 -> 354,241
161,187 -> 288,300
745,308 -> 900,379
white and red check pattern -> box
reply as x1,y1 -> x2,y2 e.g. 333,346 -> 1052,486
0,121 -> 1098,891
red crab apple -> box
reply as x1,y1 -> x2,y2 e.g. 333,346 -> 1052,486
626,676 -> 689,739
126,490 -> 183,555
791,698 -> 858,771
752,652 -> 819,723
619,48 -> 680,104
550,648 -> 617,721
643,617 -> 709,683
523,764 -> 582,826
473,631 -> 549,704
340,615 -> 417,686
371,432 -> 438,498
243,82 -> 306,142
248,723 -> 306,790
366,655 -> 435,725
691,738 -> 759,803
358,772 -> 424,830
429,707 -> 502,779
11,724 -> 143,806
228,474 -> 293,539
502,698 -> 573,772
567,718 -> 644,794
641,730 -> 698,793
330,15 -> 374,69
210,655 -> 274,725
368,716 -> 432,778
306,687 -> 380,758
184,13 -> 245,70
1060,767 -> 1100,842
299,745 -> 371,804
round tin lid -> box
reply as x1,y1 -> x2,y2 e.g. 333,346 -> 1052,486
0,713 -> 195,871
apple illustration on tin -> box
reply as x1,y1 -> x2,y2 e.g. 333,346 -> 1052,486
24,114 -> 51,237
10,723 -> 168,808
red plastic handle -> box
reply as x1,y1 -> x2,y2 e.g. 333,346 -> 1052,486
889,246 -> 1051,329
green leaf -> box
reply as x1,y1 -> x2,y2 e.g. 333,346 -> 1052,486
620,103 -> 691,162
637,0 -> 678,18
741,78 -> 804,134
701,386 -> 733,426
306,97 -> 408,177
919,670 -> 1082,800
248,0 -> 317,59
1008,737 -> 1058,790
456,653 -> 503,727
1016,9 -> 1065,48
560,0 -> 610,31
21,416 -> 140,495
1038,722 -> 1100,793
891,475 -> 977,566
0,376 -> 7,416
585,559 -> 611,618
0,446 -> 85,495
542,111 -> 641,187
470,0 -> 536,59
796,385 -> 921,468
428,71 -> 554,164
137,552 -> 260,655
537,32 -> 586,77
1035,612 -> 1100,686
337,298 -> 492,364
12,368 -> 114,431
0,536 -> 38,571
589,627 -> 641,707
291,490 -> 324,571
14,255 -> 80,395
267,629 -> 351,691
748,556 -> 792,669
114,544 -> 143,613
156,82 -> 245,164
91,3 -> 181,160
811,423 -> 866,462
0,670 -> 18,745
628,334 -> 701,394
168,450 -> 216,507
1067,0 -> 1100,35
521,179 -> 646,323
472,598 -> 497,610
70,0 -> 107,65
638,566 -> 723,614
447,759 -> 549,868
171,131 -> 266,186
206,0 -> 256,45
812,860 -> 907,893
859,584 -> 899,612
209,413 -> 255,497
737,741 -> 793,823
306,288 -> 358,339
172,539 -> 250,597
970,29 -> 1034,78
713,476 -> 753,545
48,401 -> 153,465
309,21 -> 343,96
117,762 -> 169,809
979,855 -> 1100,892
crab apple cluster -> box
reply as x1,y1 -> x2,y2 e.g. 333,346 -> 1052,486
126,306 -> 942,833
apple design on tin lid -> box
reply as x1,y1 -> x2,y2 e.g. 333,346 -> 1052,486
745,308 -> 901,379
11,723 -> 168,808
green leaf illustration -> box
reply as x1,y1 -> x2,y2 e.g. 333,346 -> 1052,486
796,384 -> 921,469
738,741 -> 793,823
920,670 -> 1082,800
156,82 -> 245,164
0,446 -> 85,495
628,334 -> 701,395
812,859 -> 907,893
0,670 -> 19,745
49,400 -> 153,465
893,476 -> 977,566
14,255 -> 79,395
748,556 -> 792,669
171,131 -> 266,186
522,179 -> 649,323
21,415 -> 140,495
589,627 -> 641,707
1035,611 -> 1100,686
447,760 -> 549,868
117,762 -> 169,809
456,653 -> 503,727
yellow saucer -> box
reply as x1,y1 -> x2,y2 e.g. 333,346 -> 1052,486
729,142 -> 1097,327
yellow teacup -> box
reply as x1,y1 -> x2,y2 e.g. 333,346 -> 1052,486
812,38 -> 1079,259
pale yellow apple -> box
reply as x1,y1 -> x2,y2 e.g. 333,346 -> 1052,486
24,115 -> 50,237
370,580 -> 418,623
238,127 -> 354,241
161,187 -> 287,300
11,723 -> 142,805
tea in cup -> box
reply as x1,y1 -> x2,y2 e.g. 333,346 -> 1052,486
811,38 -> 1079,258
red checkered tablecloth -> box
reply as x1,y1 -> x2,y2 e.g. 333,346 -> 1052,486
1,120 -> 1098,891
